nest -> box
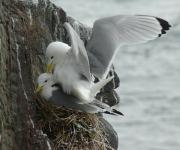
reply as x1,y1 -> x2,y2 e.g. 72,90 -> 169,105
35,98 -> 114,150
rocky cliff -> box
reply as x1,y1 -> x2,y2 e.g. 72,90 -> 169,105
0,0 -> 120,149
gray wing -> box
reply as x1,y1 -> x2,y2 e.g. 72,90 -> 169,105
64,22 -> 91,81
50,87 -> 104,113
86,15 -> 171,79
50,85 -> 123,114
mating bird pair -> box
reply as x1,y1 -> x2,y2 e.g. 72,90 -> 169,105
36,15 -> 171,115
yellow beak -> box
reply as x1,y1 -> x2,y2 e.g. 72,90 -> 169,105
35,85 -> 43,93
46,63 -> 55,73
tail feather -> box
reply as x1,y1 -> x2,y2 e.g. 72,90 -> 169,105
92,99 -> 124,116
90,76 -> 114,98
112,109 -> 124,116
92,99 -> 111,109
104,111 -> 116,115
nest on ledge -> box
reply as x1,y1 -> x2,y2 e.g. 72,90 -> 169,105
35,97 -> 114,150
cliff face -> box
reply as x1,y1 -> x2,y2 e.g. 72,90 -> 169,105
0,0 -> 120,149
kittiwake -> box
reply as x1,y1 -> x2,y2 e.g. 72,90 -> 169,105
36,73 -> 123,115
46,15 -> 171,105
46,23 -> 114,104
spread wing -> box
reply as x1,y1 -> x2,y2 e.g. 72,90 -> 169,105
86,15 -> 171,79
64,22 -> 91,81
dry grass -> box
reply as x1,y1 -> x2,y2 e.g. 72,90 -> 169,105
35,98 -> 114,150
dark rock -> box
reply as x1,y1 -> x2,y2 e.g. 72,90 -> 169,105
100,117 -> 119,150
0,0 -> 120,149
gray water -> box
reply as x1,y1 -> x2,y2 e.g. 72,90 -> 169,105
52,0 -> 180,149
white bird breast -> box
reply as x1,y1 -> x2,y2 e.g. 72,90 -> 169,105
54,64 -> 80,93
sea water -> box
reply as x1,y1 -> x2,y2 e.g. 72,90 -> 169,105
52,0 -> 180,149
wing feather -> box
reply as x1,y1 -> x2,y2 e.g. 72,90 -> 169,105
86,15 -> 171,79
64,22 -> 91,81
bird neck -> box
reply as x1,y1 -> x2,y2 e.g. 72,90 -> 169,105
41,85 -> 57,100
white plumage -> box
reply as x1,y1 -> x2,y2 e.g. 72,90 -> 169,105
41,14 -> 170,113
36,73 -> 123,115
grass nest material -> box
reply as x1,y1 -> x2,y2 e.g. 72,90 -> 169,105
35,97 -> 114,150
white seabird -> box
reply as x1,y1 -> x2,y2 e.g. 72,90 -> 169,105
36,73 -> 123,115
46,23 -> 114,104
46,15 -> 171,104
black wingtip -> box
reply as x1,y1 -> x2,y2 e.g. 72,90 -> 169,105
112,109 -> 124,116
156,17 -> 171,37
104,111 -> 116,115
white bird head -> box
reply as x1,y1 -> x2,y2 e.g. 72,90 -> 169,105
35,73 -> 58,100
36,73 -> 52,93
46,41 -> 71,73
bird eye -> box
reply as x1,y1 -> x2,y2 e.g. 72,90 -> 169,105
51,56 -> 54,59
44,80 -> 48,83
